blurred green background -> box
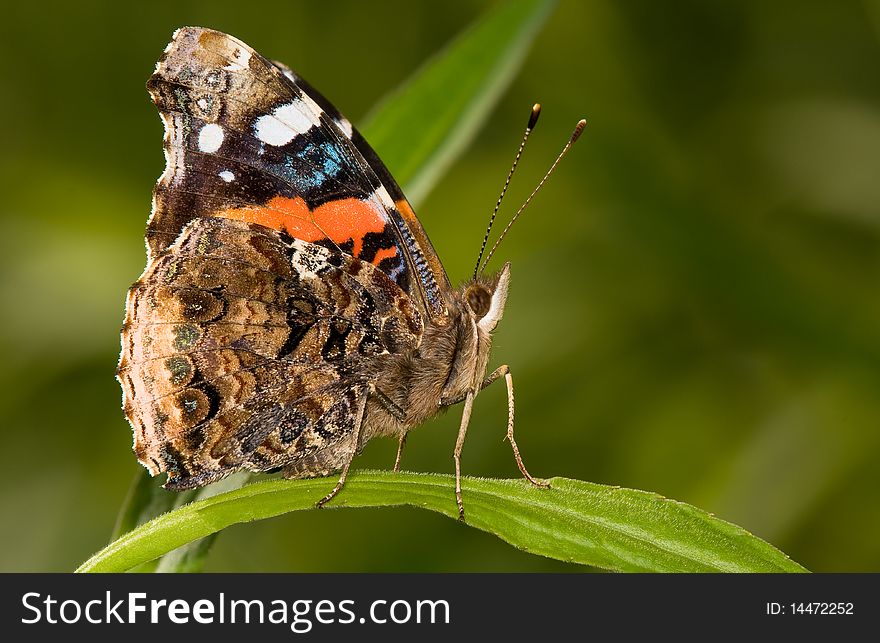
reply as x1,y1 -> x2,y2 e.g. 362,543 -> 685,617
2,0 -> 879,572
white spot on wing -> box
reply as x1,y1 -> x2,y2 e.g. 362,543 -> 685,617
254,101 -> 318,146
219,170 -> 235,182
198,123 -> 224,153
224,47 -> 252,71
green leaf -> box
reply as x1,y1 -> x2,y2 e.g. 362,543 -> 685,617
80,471 -> 806,573
361,0 -> 558,205
110,470 -> 201,572
149,473 -> 252,573
111,469 -> 178,543
110,470 -> 251,573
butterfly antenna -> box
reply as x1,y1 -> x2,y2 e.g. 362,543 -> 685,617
473,103 -> 542,280
479,118 -> 587,275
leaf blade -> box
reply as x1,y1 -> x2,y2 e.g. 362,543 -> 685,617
79,472 -> 807,573
361,0 -> 558,205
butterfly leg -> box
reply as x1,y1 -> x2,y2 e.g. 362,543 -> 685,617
315,388 -> 369,509
372,387 -> 408,472
453,389 -> 476,521
442,365 -> 547,489
374,386 -> 405,420
499,367 -> 549,489
440,365 -> 506,406
393,432 -> 407,472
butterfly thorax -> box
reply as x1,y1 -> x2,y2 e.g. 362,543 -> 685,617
363,263 -> 511,439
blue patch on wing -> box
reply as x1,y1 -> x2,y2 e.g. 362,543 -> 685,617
321,142 -> 342,176
260,134 -> 362,199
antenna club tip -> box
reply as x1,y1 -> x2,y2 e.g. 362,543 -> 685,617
528,103 -> 542,129
571,118 -> 587,142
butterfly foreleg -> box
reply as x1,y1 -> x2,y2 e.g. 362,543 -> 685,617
373,386 -> 405,420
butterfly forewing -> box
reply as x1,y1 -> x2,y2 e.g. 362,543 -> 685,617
146,26 -> 450,318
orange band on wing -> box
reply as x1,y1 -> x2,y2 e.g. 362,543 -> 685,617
215,196 -> 390,261
312,198 -> 386,258
373,245 -> 398,265
216,195 -> 311,234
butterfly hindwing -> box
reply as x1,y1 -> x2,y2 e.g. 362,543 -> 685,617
147,26 -> 451,319
118,216 -> 423,488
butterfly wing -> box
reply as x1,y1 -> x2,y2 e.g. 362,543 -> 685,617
147,26 -> 451,319
118,217 -> 424,488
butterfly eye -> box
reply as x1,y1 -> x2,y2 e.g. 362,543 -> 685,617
466,284 -> 492,319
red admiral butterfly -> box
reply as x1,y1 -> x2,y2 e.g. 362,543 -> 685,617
118,27 -> 583,519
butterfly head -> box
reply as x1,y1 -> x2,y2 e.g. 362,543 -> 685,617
462,261 -> 510,333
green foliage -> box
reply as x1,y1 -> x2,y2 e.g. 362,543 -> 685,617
78,472 -> 806,573
362,0 -> 557,204
112,471 -> 251,572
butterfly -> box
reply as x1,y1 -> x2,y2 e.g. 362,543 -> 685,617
118,27 -> 580,519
